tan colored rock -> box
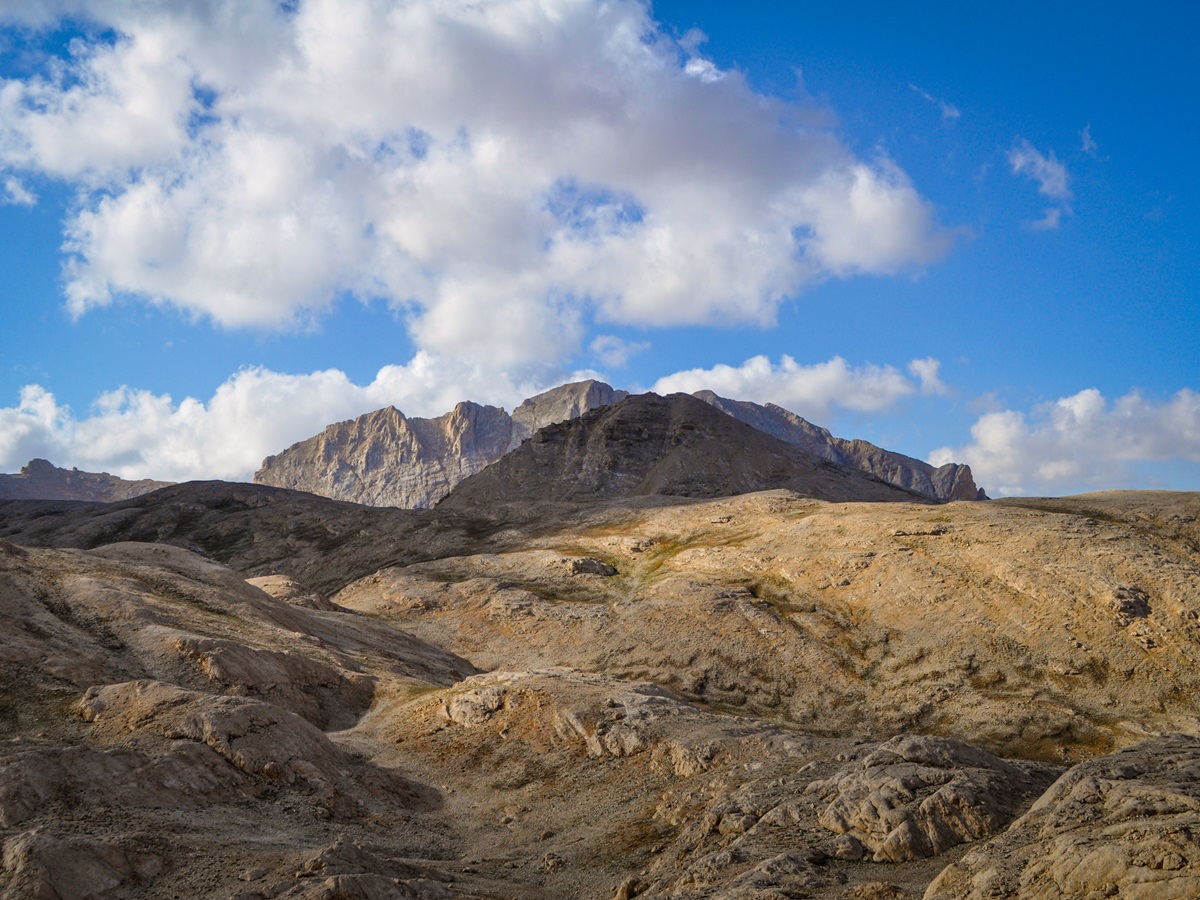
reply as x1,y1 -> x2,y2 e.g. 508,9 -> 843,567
808,734 -> 1061,862
924,734 -> 1200,899
440,393 -> 932,508
246,573 -> 339,611
170,634 -> 374,729
77,679 -> 432,818
0,830 -> 163,900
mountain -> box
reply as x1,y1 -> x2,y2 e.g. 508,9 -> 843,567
694,390 -> 986,500
253,379 -> 627,508
440,392 -> 933,507
0,458 -> 173,502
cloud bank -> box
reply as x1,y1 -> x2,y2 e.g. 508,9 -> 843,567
0,0 -> 952,374
652,354 -> 929,420
931,388 -> 1200,496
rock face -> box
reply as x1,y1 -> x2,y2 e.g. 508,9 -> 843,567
440,392 -> 932,507
695,391 -> 986,501
0,458 -> 172,502
253,380 -> 627,508
925,733 -> 1200,899
808,735 -> 1061,862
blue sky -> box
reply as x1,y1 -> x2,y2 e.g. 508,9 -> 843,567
0,0 -> 1197,496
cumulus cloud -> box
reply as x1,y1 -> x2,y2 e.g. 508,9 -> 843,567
652,354 -> 934,421
2,351 -> 947,482
589,334 -> 649,369
2,175 -> 34,205
0,355 -> 554,482
1009,138 -> 1071,229
930,388 -> 1200,496
0,0 -> 953,370
907,357 -> 948,396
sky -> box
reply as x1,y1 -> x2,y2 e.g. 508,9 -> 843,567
0,0 -> 1197,497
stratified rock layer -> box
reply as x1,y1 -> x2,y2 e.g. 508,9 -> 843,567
695,391 -> 985,501
254,380 -> 627,507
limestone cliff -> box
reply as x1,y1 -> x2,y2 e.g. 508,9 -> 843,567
0,458 -> 172,502
254,380 -> 627,508
694,390 -> 987,500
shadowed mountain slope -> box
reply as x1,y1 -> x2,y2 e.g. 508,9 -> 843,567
440,392 -> 933,508
0,481 -> 524,595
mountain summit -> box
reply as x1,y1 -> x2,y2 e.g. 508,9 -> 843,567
253,380 -> 627,508
254,380 -> 985,508
440,392 -> 931,507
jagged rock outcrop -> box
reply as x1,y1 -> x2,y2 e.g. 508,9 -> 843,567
694,391 -> 986,501
0,458 -> 172,502
253,380 -> 626,508
925,733 -> 1200,899
808,735 -> 1061,862
509,379 -> 628,449
439,392 -> 932,507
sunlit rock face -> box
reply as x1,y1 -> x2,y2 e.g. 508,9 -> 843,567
254,380 -> 627,508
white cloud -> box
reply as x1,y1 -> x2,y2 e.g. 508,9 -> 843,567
2,175 -> 34,205
930,388 -> 1200,496
2,351 -> 946,482
0,354 -> 553,482
589,334 -> 649,369
1008,140 -> 1071,201
1080,124 -> 1098,156
909,84 -> 960,121
0,0 -> 953,370
907,357 -> 948,396
652,354 -> 934,421
1008,138 -> 1072,230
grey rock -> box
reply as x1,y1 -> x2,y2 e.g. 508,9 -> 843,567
254,380 -> 626,508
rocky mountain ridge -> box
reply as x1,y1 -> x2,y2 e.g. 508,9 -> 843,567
440,392 -> 931,508
0,458 -> 173,502
694,390 -> 986,501
254,379 -> 983,509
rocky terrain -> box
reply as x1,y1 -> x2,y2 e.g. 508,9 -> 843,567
253,380 -> 627,508
0,458 -> 172,502
1,395 -> 1199,898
